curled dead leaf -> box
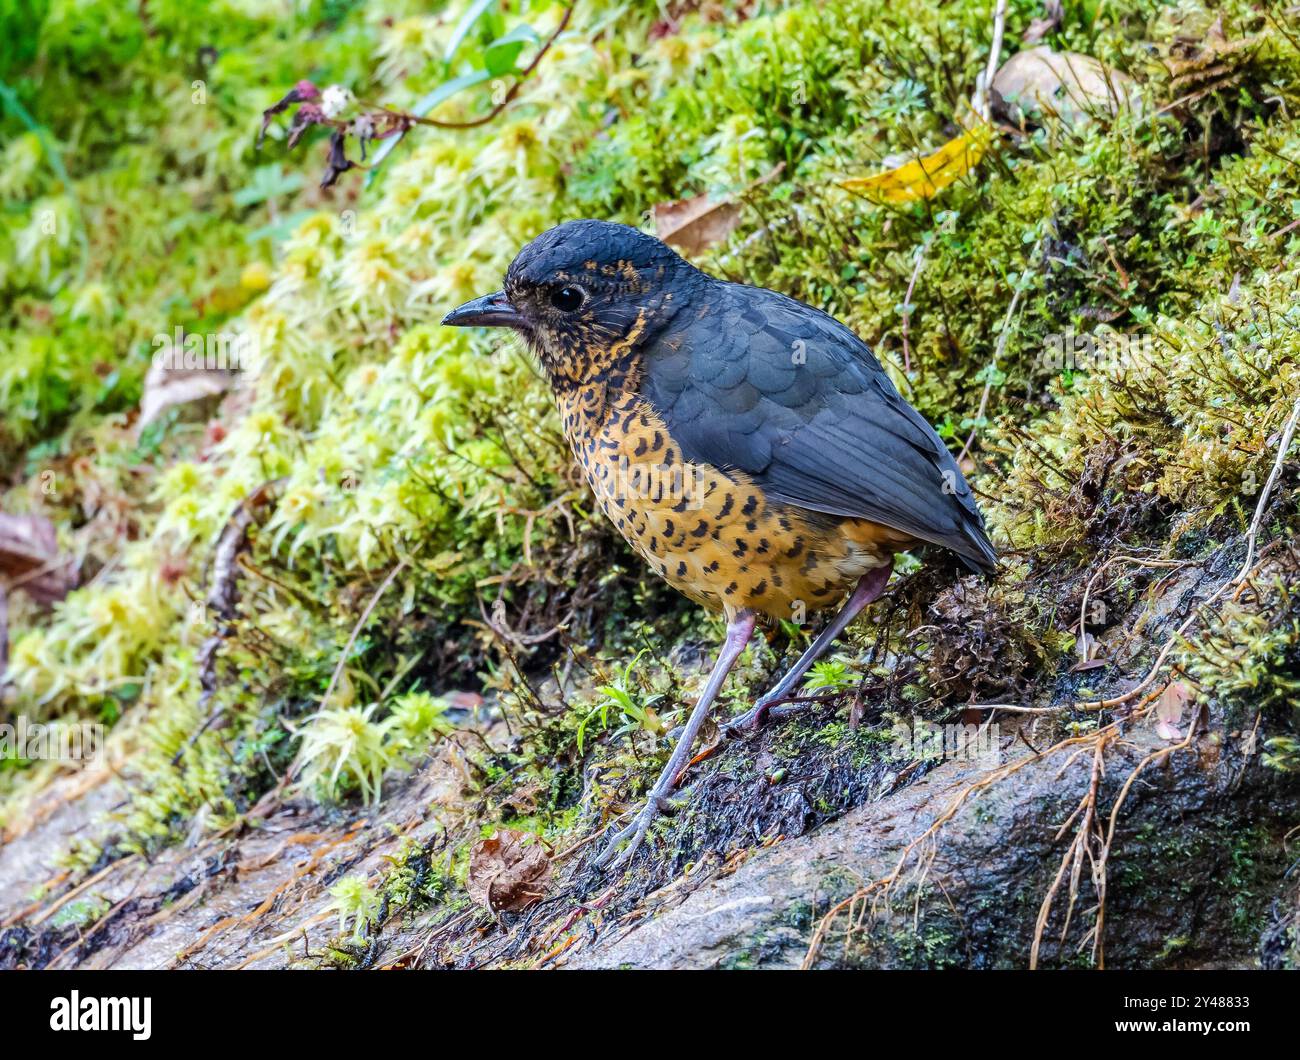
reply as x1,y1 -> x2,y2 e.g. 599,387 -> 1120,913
1166,22 -> 1264,100
991,46 -> 1140,128
467,829 -> 551,914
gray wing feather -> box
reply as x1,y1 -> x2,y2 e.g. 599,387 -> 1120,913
640,282 -> 996,572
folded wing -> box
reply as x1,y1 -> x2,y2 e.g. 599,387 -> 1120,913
640,282 -> 996,573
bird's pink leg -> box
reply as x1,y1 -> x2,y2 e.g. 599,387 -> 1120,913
723,560 -> 893,736
594,609 -> 757,871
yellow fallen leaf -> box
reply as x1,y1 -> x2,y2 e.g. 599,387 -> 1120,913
841,123 -> 992,204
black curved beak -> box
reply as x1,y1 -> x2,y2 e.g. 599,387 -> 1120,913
442,290 -> 526,329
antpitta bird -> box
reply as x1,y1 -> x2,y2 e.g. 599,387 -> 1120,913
445,220 -> 996,870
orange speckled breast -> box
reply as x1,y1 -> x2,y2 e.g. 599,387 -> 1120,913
558,381 -> 908,622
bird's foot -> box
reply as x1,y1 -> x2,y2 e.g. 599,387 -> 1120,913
592,791 -> 676,872
719,702 -> 768,739
720,692 -> 801,739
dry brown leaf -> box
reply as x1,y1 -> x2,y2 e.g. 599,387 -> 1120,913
1071,658 -> 1107,672
653,196 -> 741,257
467,829 -> 551,914
498,779 -> 547,816
0,513 -> 75,605
138,356 -> 236,435
653,163 -> 783,256
992,46 -> 1140,127
1154,681 -> 1194,742
1166,24 -> 1263,95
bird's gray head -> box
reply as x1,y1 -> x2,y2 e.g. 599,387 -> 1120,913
443,220 -> 700,388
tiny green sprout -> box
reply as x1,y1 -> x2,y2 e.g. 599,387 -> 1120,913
577,649 -> 665,754
803,659 -> 856,694
777,618 -> 811,645
327,875 -> 380,940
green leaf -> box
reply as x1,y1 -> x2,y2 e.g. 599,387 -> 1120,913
484,23 -> 539,77
411,68 -> 495,116
233,164 -> 305,208
443,0 -> 497,65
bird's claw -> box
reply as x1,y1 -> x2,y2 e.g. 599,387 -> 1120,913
593,793 -> 672,872
720,700 -> 773,739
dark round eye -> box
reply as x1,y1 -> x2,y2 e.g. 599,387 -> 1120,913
550,285 -> 585,312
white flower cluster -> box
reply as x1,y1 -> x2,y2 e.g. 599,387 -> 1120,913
320,84 -> 354,119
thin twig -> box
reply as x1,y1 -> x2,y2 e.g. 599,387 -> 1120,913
900,243 -> 927,374
317,557 -> 411,715
377,6 -> 572,131
1076,555 -> 1186,664
1235,391 -> 1300,583
974,0 -> 1009,121
958,280 -> 1025,462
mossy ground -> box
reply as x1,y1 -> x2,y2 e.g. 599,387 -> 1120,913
3,0 -> 1300,968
